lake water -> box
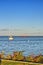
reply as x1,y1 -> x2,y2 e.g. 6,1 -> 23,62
0,36 -> 43,56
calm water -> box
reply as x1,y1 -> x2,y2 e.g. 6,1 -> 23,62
0,36 -> 43,56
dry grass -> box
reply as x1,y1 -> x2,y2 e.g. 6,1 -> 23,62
0,60 -> 43,65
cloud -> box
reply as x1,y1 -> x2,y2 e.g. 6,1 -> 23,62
0,29 -> 43,36
0,29 -> 9,31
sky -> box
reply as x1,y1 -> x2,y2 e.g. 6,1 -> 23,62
0,0 -> 43,36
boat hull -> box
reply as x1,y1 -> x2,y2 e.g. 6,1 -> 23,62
9,37 -> 13,40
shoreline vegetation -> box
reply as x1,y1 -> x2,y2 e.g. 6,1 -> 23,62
0,51 -> 43,65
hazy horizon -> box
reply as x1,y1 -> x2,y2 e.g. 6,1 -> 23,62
0,29 -> 43,36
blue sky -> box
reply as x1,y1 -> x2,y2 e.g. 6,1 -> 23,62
0,0 -> 43,36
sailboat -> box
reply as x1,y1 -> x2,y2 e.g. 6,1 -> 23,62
9,35 -> 14,40
8,30 -> 14,40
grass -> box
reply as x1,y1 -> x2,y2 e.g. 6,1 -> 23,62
0,60 -> 43,65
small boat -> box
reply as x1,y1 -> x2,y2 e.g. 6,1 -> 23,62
9,36 -> 13,40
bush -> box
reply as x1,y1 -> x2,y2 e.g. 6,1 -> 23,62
26,55 -> 33,62
33,55 -> 43,63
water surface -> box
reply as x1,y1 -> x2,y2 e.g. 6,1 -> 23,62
0,36 -> 43,56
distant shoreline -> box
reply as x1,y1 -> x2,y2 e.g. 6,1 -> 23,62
0,35 -> 43,37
